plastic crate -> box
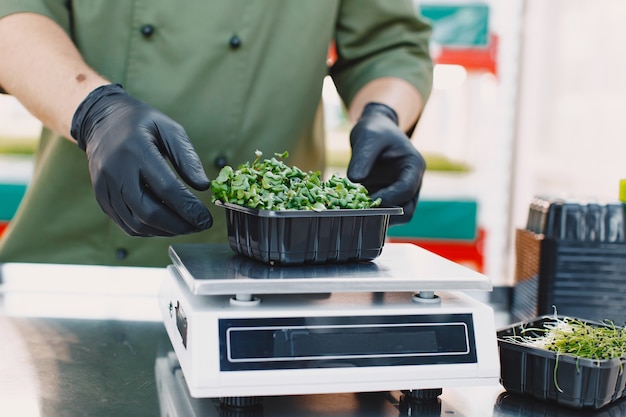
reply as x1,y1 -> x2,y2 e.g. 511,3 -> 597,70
0,183 -> 26,221
537,238 -> 626,324
514,197 -> 626,323
497,316 -> 626,409
388,228 -> 486,272
387,199 -> 478,241
215,201 -> 403,265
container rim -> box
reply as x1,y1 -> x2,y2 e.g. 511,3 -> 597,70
214,200 -> 404,218
496,315 -> 626,365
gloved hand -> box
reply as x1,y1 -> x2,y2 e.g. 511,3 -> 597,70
71,84 -> 212,237
347,102 -> 426,225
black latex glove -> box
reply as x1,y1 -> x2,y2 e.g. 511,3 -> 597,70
347,102 -> 426,225
70,84 -> 212,237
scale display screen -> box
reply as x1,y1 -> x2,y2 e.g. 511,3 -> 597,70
219,314 -> 476,371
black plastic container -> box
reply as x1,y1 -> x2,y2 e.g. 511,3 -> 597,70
215,201 -> 403,265
497,316 -> 626,409
537,238 -> 626,325
513,198 -> 626,324
494,391 -> 626,417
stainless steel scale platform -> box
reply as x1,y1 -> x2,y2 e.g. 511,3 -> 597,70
158,243 -> 500,400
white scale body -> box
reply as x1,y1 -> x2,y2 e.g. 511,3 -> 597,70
158,243 -> 500,399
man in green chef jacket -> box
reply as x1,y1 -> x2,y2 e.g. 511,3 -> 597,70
0,1 -> 433,267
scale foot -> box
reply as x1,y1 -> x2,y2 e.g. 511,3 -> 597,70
399,394 -> 441,416
219,396 -> 263,417
401,388 -> 442,402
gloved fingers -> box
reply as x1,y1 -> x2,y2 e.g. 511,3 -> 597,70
368,175 -> 420,226
98,201 -> 142,237
346,131 -> 387,183
157,120 -> 211,191
92,160 -> 210,237
93,182 -> 175,237
366,165 -> 423,206
139,152 -> 213,232
121,182 -> 208,236
347,155 -> 372,183
389,195 -> 418,226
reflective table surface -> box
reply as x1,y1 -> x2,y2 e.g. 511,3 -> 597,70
2,261 -> 626,417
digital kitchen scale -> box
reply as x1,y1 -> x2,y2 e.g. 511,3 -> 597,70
158,243 -> 500,399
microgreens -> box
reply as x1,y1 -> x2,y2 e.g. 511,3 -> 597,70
210,150 -> 382,211
503,313 -> 626,392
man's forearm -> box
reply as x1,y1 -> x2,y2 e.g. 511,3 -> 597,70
348,77 -> 424,133
0,12 -> 108,139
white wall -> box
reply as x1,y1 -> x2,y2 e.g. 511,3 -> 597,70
514,0 -> 626,201
512,0 -> 626,259
414,0 -> 525,285
417,0 -> 626,285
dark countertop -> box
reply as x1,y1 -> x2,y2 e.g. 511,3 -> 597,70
1,262 -> 625,417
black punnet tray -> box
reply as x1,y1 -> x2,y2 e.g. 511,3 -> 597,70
497,316 -> 626,409
215,201 -> 403,265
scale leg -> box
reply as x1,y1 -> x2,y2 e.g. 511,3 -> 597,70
401,388 -> 442,402
219,396 -> 263,417
398,389 -> 442,416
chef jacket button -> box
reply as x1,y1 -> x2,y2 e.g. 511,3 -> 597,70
229,34 -> 242,49
214,156 -> 228,170
140,24 -> 155,38
115,248 -> 128,260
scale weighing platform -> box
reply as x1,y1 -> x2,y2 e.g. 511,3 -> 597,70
158,242 -> 500,402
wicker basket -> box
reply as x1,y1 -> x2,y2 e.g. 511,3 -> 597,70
512,229 -> 543,321
514,229 -> 543,284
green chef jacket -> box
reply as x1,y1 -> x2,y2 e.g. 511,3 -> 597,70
0,0 -> 433,267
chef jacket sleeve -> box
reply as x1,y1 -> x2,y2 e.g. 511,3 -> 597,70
329,0 -> 434,109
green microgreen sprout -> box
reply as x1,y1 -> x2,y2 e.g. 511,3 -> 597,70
210,150 -> 382,210
503,309 -> 626,392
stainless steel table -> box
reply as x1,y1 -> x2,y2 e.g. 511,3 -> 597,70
1,261 -> 625,417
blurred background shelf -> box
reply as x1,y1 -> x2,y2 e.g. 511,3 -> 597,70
0,156 -> 30,238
